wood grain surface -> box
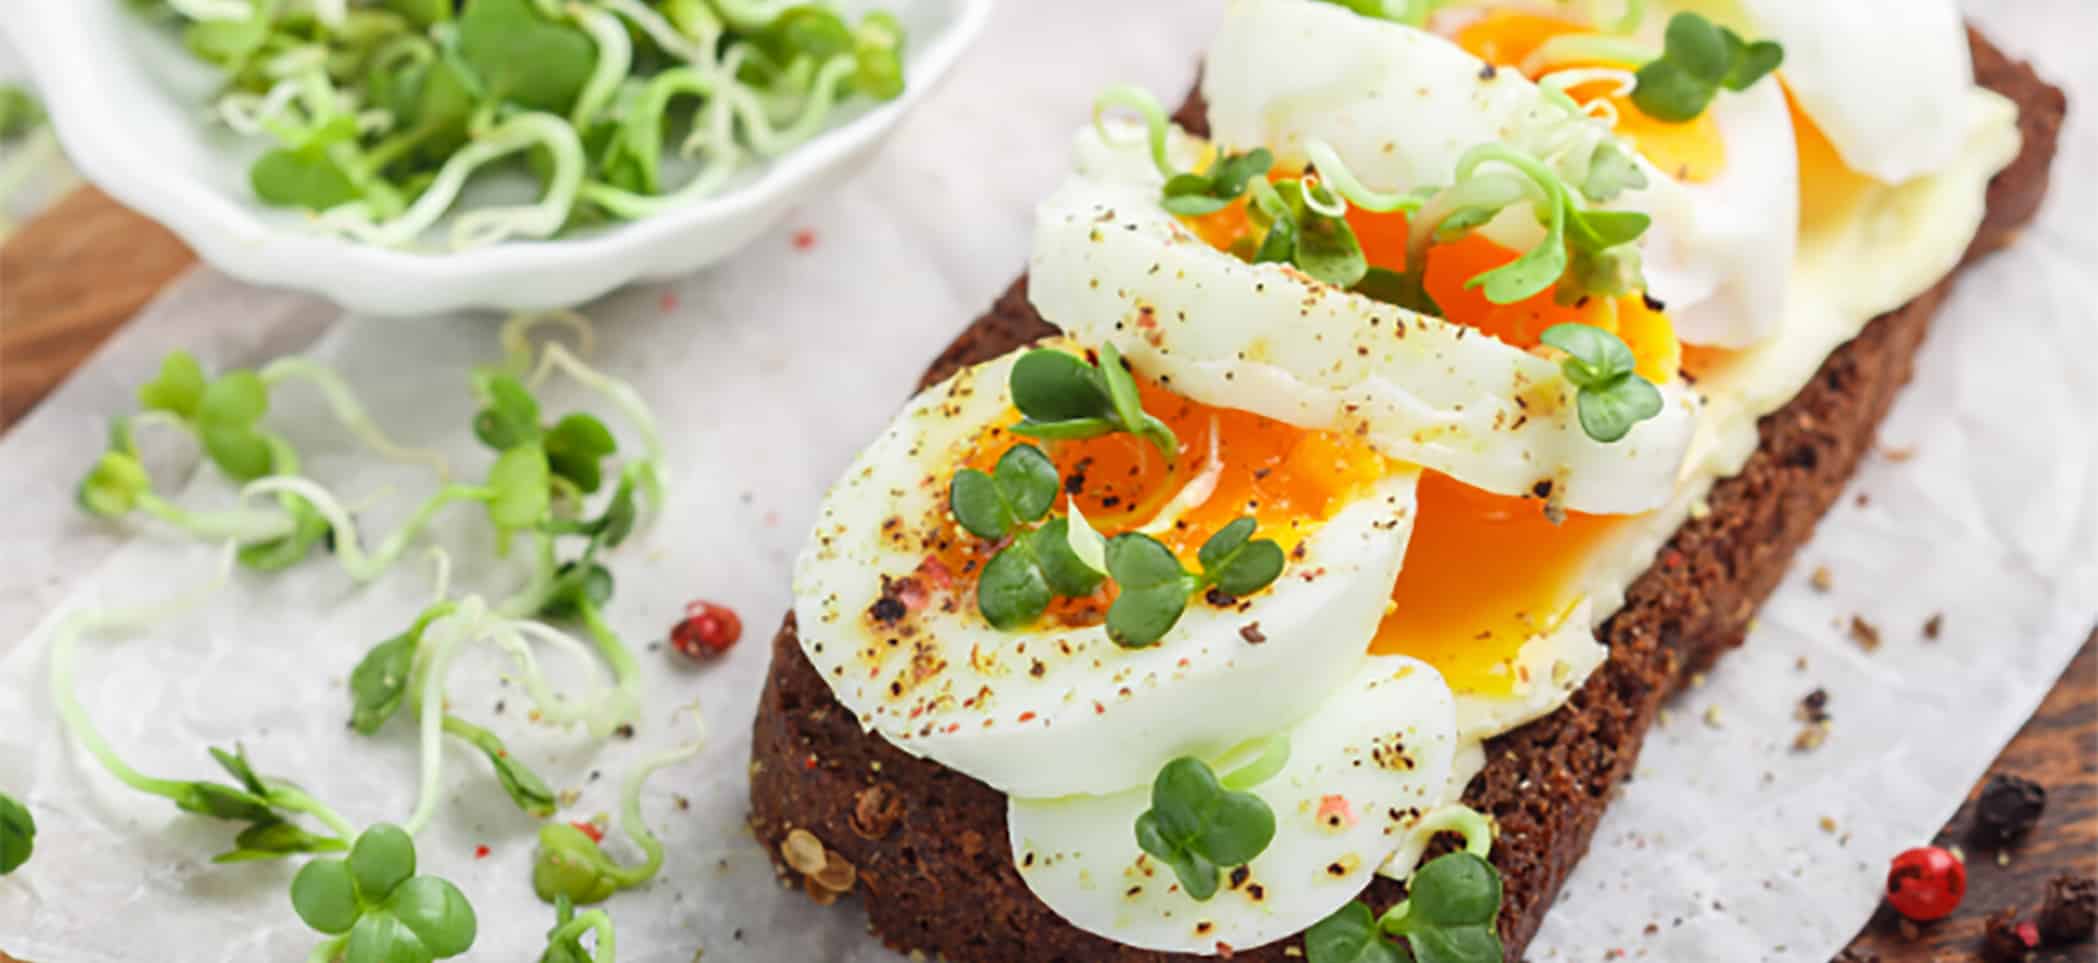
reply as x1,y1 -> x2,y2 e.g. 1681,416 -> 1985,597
0,189 -> 2091,962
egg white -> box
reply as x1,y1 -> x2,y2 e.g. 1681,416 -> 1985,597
1727,0 -> 1975,185
1007,655 -> 1458,955
794,342 -> 1425,799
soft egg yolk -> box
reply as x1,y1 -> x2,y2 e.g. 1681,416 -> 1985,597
1370,470 -> 1619,695
943,375 -> 1388,623
1453,11 -> 1727,184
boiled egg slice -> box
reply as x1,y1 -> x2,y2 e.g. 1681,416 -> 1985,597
1007,655 -> 1458,956
793,341 -> 1423,798
1030,167 -> 1699,516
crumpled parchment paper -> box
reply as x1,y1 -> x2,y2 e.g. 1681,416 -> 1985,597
1,2 -> 2093,961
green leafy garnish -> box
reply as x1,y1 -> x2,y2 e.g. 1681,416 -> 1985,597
348,610 -> 450,735
538,895 -> 615,963
76,450 -> 152,519
0,792 -> 33,876
1243,177 -> 1369,289
1538,323 -> 1665,443
1133,757 -> 1277,902
1161,148 -> 1275,216
1631,11 -> 1784,123
138,350 -> 208,418
1306,839 -> 1505,963
444,716 -> 557,819
1104,518 -> 1285,648
0,84 -> 44,142
1009,344 -> 1179,462
196,370 -> 274,481
291,823 -> 478,963
949,444 -> 1059,540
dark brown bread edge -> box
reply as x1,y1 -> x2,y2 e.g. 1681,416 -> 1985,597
746,29 -> 2065,963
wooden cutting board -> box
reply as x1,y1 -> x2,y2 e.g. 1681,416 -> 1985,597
0,188 -> 2090,963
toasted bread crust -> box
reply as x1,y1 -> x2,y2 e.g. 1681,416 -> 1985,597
747,29 -> 2064,962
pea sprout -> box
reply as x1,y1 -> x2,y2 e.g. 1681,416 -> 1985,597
532,710 -> 706,904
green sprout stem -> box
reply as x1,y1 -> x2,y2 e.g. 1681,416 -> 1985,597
1302,139 -> 1425,214
258,358 -> 450,478
241,476 -> 494,582
724,54 -> 857,158
601,0 -> 715,63
546,909 -> 618,962
135,491 -> 299,542
48,544 -> 239,803
566,3 -> 634,129
576,601 -> 645,734
1091,84 -> 1176,182
1521,33 -> 1658,75
307,934 -> 349,963
608,712 -> 708,886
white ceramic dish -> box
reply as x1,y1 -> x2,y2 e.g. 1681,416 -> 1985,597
2,0 -> 989,317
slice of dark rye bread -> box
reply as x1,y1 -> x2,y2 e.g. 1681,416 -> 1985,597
749,28 -> 2064,963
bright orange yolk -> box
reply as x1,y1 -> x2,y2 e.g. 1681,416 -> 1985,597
1453,12 -> 1727,184
942,376 -> 1388,623
1371,470 -> 1619,694
1783,83 -> 1877,240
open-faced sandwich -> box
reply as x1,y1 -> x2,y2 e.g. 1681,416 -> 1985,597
751,0 -> 2066,959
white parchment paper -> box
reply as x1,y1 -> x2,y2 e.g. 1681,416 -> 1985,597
1,3 -> 2093,961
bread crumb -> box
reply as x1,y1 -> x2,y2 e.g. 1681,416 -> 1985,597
1848,616 -> 1881,652
1810,566 -> 1833,592
1819,816 -> 1838,834
1702,705 -> 1723,729
1794,655 -> 1809,671
1923,612 -> 1943,640
1690,672 -> 1708,688
1883,444 -> 1917,462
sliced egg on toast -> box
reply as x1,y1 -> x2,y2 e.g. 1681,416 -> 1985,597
1029,161 -> 1700,516
793,342 -> 1423,798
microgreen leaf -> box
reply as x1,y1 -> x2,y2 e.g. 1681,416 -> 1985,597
1404,851 -> 1503,927
950,444 -> 1058,539
539,561 -> 615,621
533,822 -> 623,905
250,146 -> 362,211
1195,518 -> 1286,599
1030,518 -> 1107,598
486,446 -> 553,532
446,716 -> 557,818
292,858 -> 363,935
851,11 -> 907,100
1132,757 -> 1277,902
976,541 -> 1055,631
1104,533 -> 1195,648
473,374 -> 543,451
544,413 -> 617,494
1631,12 -> 1783,123
1305,901 -> 1407,963
349,628 -> 422,735
0,792 -> 33,876
296,825 -> 476,961
0,85 -> 43,142
458,0 -> 598,114
1574,375 -> 1664,444
1096,343 -> 1179,462
215,819 -> 349,863
1354,266 -> 1443,318
138,351 -> 208,419
1466,190 -> 1567,305
1539,322 -> 1636,386
1293,185 -> 1370,290
197,371 -> 274,482
1160,148 -> 1273,216
1009,346 -> 1178,461
172,780 -> 278,824
1539,323 -> 1662,443
76,450 -> 152,519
